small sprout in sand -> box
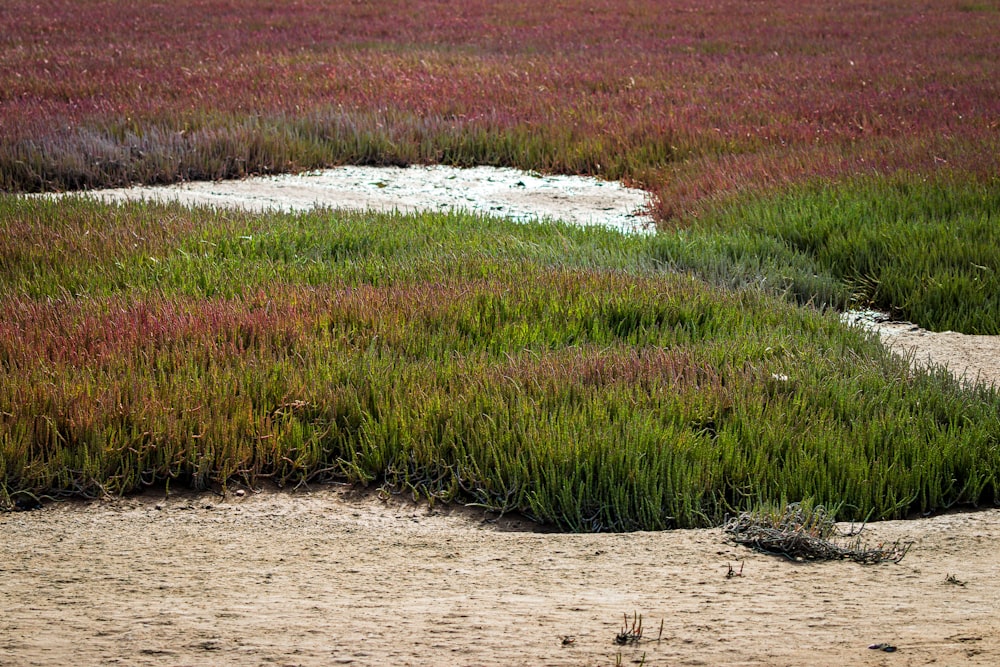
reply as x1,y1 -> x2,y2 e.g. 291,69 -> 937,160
615,652 -> 646,666
615,612 -> 643,646
726,560 -> 744,578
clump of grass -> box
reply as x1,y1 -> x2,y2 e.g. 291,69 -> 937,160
654,176 -> 1000,334
0,111 -> 677,194
615,612 -> 644,646
4,1 -> 1000,530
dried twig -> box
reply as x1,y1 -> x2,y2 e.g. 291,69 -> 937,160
723,503 -> 911,564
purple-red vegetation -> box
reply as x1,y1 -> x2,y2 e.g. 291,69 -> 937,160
1,0 -> 997,215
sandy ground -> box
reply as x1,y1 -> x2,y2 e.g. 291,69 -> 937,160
3,487 -> 999,667
10,168 -> 1000,666
844,310 -> 1000,389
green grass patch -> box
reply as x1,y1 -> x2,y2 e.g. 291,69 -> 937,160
654,177 -> 1000,334
3,195 -> 1000,529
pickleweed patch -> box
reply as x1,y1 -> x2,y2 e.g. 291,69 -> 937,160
3,200 -> 1000,529
675,177 -> 1000,334
1,1 -> 997,220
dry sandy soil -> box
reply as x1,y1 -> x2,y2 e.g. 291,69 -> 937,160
3,488 -> 1000,667
8,168 -> 999,666
844,311 -> 1000,389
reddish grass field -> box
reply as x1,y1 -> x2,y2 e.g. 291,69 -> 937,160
2,0 -> 998,217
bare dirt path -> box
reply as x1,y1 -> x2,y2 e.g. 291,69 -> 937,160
2,488 -> 999,667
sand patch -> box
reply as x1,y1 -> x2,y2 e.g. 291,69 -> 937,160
845,310 -> 1000,388
67,165 -> 655,235
2,488 -> 999,666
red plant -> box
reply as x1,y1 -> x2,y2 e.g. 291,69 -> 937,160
1,0 -> 997,214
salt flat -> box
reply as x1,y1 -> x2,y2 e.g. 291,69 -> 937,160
67,165 -> 655,235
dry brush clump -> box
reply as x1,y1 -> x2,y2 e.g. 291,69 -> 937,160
724,503 -> 912,564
